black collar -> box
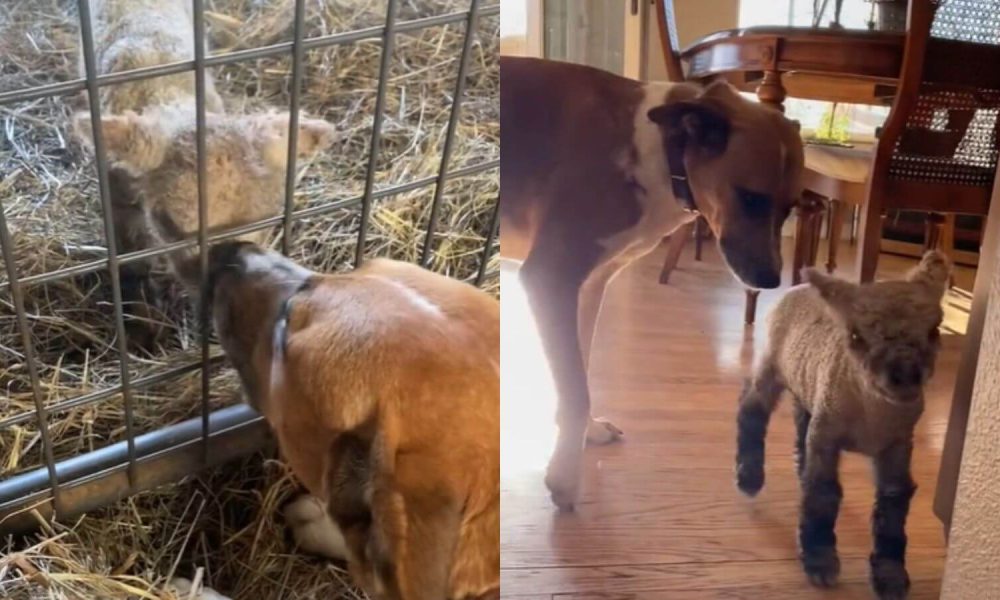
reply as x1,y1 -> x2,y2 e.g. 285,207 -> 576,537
665,132 -> 700,214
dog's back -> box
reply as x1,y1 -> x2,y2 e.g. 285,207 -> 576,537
500,57 -> 649,262
274,259 -> 499,599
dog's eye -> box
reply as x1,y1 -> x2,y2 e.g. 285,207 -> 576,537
736,187 -> 772,219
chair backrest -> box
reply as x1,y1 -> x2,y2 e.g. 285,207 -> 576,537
654,0 -> 685,82
873,0 -> 1000,214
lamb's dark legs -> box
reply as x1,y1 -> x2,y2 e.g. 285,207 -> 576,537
870,441 -> 915,599
799,423 -> 842,588
793,401 -> 810,479
735,361 -> 784,496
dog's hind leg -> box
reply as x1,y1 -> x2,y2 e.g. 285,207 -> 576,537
284,494 -> 349,561
520,237 -> 600,511
735,357 -> 785,496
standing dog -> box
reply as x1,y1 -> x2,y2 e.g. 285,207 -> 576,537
206,242 -> 499,600
500,57 -> 804,510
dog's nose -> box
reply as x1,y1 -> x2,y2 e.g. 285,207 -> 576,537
749,268 -> 781,290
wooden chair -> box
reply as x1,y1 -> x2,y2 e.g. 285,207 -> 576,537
855,0 -> 999,282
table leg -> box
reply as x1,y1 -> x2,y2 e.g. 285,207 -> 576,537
757,70 -> 787,111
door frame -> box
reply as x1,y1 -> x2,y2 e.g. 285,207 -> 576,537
525,0 -> 646,79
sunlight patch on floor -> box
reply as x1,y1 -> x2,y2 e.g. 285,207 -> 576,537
500,266 -> 558,477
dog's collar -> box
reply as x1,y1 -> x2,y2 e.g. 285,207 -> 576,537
665,133 -> 700,214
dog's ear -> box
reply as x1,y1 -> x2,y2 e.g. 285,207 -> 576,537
647,100 -> 730,156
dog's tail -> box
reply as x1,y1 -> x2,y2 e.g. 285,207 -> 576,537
735,360 -> 785,497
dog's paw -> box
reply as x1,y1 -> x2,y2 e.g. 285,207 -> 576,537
870,557 -> 910,600
284,494 -> 349,561
800,547 -> 840,588
168,577 -> 231,600
544,455 -> 581,512
735,455 -> 765,496
585,417 -> 623,445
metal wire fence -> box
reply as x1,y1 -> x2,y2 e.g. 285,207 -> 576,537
0,0 -> 499,533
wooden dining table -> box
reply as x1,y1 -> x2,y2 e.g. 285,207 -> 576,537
682,26 -> 904,109
680,26 -> 1000,111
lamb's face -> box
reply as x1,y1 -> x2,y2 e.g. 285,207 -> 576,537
804,251 -> 950,404
74,107 -> 336,243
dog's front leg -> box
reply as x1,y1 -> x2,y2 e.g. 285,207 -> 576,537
577,259 -> 627,446
520,251 -> 593,511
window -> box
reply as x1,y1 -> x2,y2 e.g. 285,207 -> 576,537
738,0 -> 889,143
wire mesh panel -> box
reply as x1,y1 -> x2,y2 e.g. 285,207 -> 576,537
0,0 -> 499,539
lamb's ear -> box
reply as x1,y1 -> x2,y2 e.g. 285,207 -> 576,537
260,113 -> 337,168
72,111 -> 169,175
803,267 -> 856,314
907,250 -> 951,298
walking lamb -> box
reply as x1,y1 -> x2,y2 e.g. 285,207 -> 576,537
735,250 -> 950,600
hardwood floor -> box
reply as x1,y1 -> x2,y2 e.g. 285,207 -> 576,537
500,239 -> 973,599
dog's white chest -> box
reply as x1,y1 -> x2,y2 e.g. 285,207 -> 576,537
598,83 -> 696,263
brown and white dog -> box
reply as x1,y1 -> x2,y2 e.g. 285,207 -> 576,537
205,242 -> 499,600
500,57 -> 805,510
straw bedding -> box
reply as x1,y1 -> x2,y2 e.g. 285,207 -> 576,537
0,0 -> 498,596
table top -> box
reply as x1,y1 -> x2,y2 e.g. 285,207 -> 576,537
681,26 -> 1000,106
682,26 -> 905,105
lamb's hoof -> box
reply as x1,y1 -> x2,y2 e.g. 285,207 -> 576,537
735,457 -> 764,496
284,494 -> 349,561
169,577 -> 231,600
870,558 -> 910,599
801,548 -> 840,588
586,417 -> 623,445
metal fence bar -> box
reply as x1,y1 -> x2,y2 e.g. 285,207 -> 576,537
355,0 -> 399,268
419,0 -> 481,267
0,404 -> 263,505
0,203 -> 62,511
77,0 -> 139,488
0,159 -> 499,294
0,356 -> 225,430
282,0 -> 308,255
0,404 -> 270,535
476,197 -> 500,287
192,0 -> 213,459
0,6 -> 499,107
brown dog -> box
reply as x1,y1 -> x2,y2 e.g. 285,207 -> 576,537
500,57 -> 805,510
206,242 -> 499,600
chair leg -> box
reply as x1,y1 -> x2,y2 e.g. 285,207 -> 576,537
826,199 -> 845,274
924,212 -> 946,252
793,193 -> 825,285
856,195 -> 885,283
849,205 -> 858,245
807,205 -> 824,267
942,213 -> 956,288
744,289 -> 760,326
694,216 -> 706,261
658,222 -> 694,285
